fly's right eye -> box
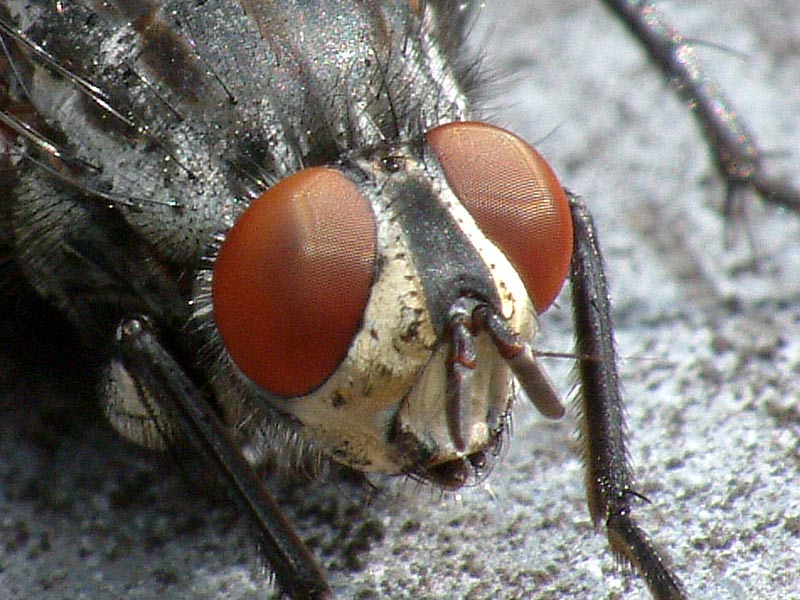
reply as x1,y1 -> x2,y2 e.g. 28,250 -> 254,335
426,122 -> 573,313
212,167 -> 377,398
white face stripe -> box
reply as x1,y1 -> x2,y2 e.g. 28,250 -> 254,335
287,184 -> 438,471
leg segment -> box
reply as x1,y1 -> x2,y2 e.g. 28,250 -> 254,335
113,317 -> 331,600
568,192 -> 687,600
602,0 -> 800,213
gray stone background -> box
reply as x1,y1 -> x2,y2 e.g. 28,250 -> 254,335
1,1 -> 798,598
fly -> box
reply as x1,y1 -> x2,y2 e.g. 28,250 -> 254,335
0,1 -> 797,599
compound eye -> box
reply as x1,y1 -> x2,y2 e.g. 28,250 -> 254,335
426,122 -> 573,313
212,167 -> 376,397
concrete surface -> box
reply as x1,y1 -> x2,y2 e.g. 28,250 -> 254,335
1,1 -> 798,599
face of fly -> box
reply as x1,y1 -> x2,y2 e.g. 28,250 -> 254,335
203,121 -> 572,488
0,1 -> 571,490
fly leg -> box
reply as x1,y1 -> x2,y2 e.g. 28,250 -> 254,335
601,0 -> 800,213
111,316 -> 331,600
568,192 -> 687,600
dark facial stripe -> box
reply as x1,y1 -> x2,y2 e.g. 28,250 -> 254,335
386,173 -> 500,335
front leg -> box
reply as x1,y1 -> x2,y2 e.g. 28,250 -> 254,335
108,316 -> 330,600
567,193 -> 687,599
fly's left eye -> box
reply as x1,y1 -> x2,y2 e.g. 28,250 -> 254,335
212,167 -> 377,397
426,121 -> 573,313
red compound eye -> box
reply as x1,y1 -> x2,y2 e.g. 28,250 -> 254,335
212,167 -> 377,397
426,121 -> 573,313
